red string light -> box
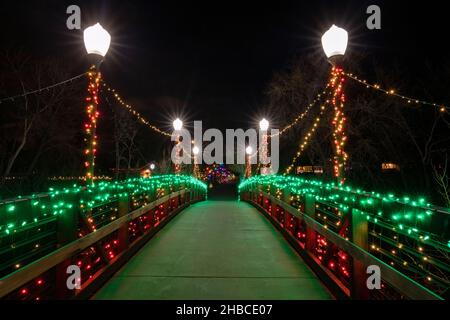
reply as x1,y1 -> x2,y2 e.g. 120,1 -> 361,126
330,67 -> 348,184
84,68 -> 102,184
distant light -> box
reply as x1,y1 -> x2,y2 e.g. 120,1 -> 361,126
321,25 -> 348,58
83,23 -> 111,57
246,146 -> 253,155
381,162 -> 400,171
173,118 -> 183,130
150,163 -> 155,170
193,146 -> 200,155
259,118 -> 269,131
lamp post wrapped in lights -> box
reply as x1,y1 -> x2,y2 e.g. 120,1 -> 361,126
192,145 -> 200,179
322,25 -> 349,184
245,146 -> 253,178
259,118 -> 270,175
173,118 -> 183,174
83,23 -> 111,185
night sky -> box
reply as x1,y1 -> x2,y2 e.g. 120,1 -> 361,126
1,0 -> 447,130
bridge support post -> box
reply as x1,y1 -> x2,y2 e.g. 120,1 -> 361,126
304,194 -> 316,252
55,193 -> 79,299
282,187 -> 291,225
118,193 -> 130,252
351,209 -> 369,299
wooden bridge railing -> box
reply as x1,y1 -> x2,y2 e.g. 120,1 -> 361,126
239,175 -> 449,300
0,175 -> 207,300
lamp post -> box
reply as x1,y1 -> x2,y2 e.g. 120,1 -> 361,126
83,23 -> 111,185
322,25 -> 349,184
192,145 -> 200,179
245,146 -> 253,178
173,118 -> 183,174
259,118 -> 270,175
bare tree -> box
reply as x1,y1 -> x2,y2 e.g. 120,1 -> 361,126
432,155 -> 450,207
0,51 -> 82,182
263,54 -> 450,198
110,102 -> 142,178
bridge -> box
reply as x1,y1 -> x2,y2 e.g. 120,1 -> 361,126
0,175 -> 449,300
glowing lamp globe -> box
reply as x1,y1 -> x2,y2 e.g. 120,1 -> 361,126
193,146 -> 200,155
173,118 -> 183,131
150,163 -> 155,170
259,118 -> 269,131
83,23 -> 111,57
321,25 -> 348,59
245,146 -> 253,155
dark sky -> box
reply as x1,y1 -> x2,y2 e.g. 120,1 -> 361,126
1,0 -> 448,131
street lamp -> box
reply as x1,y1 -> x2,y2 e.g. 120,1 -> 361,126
173,118 -> 183,131
259,118 -> 269,131
150,163 -> 156,170
321,25 -> 349,184
84,23 -> 111,58
82,23 -> 111,185
321,24 -> 348,65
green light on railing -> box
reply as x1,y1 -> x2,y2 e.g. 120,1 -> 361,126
7,205 -> 15,212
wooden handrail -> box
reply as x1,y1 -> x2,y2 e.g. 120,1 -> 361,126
0,189 -> 188,298
247,190 -> 442,300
